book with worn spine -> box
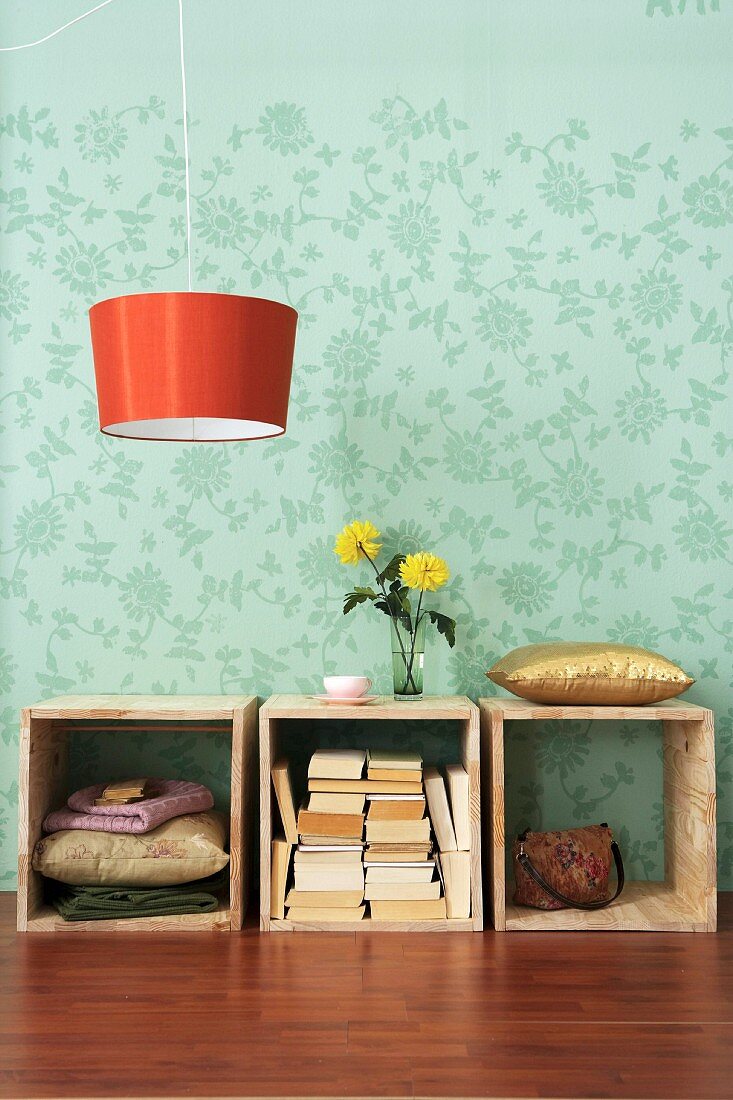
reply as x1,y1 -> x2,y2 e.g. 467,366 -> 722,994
296,806 -> 364,840
309,778 -> 423,795
270,837 -> 292,920
308,792 -> 366,814
440,850 -> 471,919
287,905 -> 366,921
308,749 -> 366,780
271,759 -> 298,844
365,880 -> 441,901
285,889 -> 363,908
365,818 -> 431,845
423,767 -> 457,852
370,897 -> 447,920
366,795 -> 426,821
445,764 -> 470,851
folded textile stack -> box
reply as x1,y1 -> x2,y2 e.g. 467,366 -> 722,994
50,868 -> 228,922
43,778 -> 214,834
33,777 -> 229,921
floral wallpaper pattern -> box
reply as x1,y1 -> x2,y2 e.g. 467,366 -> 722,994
0,4 -> 731,886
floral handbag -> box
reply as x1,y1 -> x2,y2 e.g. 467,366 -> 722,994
512,823 -> 625,910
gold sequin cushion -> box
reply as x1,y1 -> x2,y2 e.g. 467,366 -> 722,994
487,642 -> 693,705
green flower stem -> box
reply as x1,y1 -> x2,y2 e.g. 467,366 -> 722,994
403,587 -> 424,692
359,546 -> 419,694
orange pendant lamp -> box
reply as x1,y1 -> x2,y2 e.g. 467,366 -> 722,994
90,292 -> 297,441
88,1 -> 297,442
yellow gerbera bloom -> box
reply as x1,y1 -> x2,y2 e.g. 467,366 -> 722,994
399,552 -> 450,591
333,520 -> 382,566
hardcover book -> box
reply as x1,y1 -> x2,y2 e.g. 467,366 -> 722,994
367,750 -> 422,771
293,866 -> 365,893
445,764 -> 470,851
307,749 -> 366,781
308,778 -> 423,795
366,795 -> 426,822
423,767 -> 457,852
307,792 -> 366,814
365,818 -> 431,844
440,850 -> 471,919
286,905 -> 366,921
365,861 -> 436,884
271,759 -> 298,845
270,837 -> 292,920
296,807 -> 364,840
364,881 -> 441,901
370,898 -> 447,920
284,889 -> 364,908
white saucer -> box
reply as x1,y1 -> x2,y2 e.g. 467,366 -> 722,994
311,694 -> 378,705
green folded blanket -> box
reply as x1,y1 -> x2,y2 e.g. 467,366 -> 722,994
51,868 -> 228,922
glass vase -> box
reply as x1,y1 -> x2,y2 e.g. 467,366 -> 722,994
390,615 -> 426,700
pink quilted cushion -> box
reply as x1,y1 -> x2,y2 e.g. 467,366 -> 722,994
43,779 -> 214,835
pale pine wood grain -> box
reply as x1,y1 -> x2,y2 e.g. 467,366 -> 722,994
229,699 -> 257,931
260,695 -> 482,932
479,697 -> 716,933
17,695 -> 257,933
269,917 -> 474,932
460,701 -> 483,930
28,694 -> 255,719
259,707 -> 275,930
505,881 -> 711,932
478,703 -> 506,932
24,900 -> 232,932
261,694 -> 476,719
481,696 -> 708,721
17,713 -> 69,931
664,711 -> 716,932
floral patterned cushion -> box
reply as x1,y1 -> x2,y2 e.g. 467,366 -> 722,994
32,811 -> 228,887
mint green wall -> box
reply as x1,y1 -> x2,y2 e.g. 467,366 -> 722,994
1,2 -> 731,885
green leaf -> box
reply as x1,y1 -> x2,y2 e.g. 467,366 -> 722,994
343,587 -> 377,615
425,610 -> 456,647
377,553 -> 405,585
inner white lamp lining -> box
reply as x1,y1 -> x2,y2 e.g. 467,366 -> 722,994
102,417 -> 284,441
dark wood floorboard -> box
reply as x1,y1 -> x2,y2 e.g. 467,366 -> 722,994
1,893 -> 732,1099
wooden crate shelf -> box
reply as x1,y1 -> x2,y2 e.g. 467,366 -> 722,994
272,917 -> 474,932
17,695 -> 258,933
479,697 -> 716,933
260,694 -> 482,932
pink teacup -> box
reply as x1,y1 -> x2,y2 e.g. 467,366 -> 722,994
323,675 -> 372,699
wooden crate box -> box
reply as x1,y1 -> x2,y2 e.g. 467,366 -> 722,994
17,695 -> 257,932
260,694 -> 483,932
480,698 -> 716,932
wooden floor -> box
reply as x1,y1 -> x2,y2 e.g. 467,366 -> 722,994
1,893 -> 732,1100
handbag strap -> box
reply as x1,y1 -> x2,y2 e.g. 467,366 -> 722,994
516,837 -> 625,911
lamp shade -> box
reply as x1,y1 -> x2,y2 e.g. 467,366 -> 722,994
89,291 -> 298,441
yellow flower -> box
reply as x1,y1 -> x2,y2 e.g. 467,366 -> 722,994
399,552 -> 450,591
333,520 -> 382,566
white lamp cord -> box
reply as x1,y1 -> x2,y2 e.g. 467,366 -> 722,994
1,0 -> 194,292
177,0 -> 193,292
0,0 -> 117,51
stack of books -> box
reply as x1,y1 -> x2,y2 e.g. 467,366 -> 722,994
363,750 -> 445,920
286,750 -> 366,922
270,749 -> 472,922
93,778 -> 149,806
